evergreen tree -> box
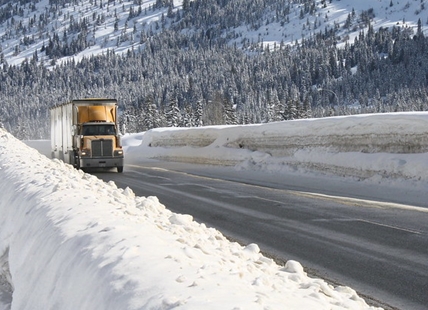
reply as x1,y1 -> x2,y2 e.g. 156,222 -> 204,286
223,97 -> 237,125
194,100 -> 204,127
165,97 -> 181,127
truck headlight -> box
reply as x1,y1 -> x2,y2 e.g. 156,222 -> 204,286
114,150 -> 123,156
81,149 -> 91,157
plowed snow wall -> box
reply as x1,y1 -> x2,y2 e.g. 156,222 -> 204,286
144,113 -> 428,156
0,131 -> 141,310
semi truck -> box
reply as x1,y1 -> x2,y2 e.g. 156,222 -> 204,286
50,98 -> 124,172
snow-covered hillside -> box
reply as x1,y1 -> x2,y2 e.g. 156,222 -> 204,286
1,0 -> 427,66
1,112 -> 428,309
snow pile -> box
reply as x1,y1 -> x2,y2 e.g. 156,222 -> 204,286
125,113 -> 428,186
0,129 -> 380,309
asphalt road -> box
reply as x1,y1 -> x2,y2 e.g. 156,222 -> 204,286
93,162 -> 428,310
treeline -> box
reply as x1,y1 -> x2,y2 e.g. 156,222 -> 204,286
1,22 -> 428,140
1,0 -> 428,139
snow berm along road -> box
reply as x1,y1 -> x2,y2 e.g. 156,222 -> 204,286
2,112 -> 428,309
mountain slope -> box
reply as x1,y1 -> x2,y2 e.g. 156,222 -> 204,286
1,0 -> 427,67
1,0 -> 428,139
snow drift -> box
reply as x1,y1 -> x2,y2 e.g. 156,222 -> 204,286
126,112 -> 428,184
0,126 -> 381,309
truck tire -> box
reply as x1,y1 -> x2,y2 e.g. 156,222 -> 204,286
117,166 -> 123,173
71,151 -> 80,169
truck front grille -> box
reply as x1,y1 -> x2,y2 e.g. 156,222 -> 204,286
92,139 -> 113,157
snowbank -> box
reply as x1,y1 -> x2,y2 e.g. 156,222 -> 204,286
125,113 -> 428,185
0,129 -> 380,309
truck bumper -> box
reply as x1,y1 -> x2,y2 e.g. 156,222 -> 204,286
80,157 -> 124,169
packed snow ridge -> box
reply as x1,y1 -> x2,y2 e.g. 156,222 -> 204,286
127,112 -> 428,187
2,115 -> 413,309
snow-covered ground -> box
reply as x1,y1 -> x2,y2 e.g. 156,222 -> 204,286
1,112 -> 427,309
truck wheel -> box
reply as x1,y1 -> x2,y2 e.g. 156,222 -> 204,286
117,166 -> 123,173
71,151 -> 80,169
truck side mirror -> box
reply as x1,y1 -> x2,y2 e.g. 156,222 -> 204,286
116,135 -> 122,147
71,125 -> 77,135
76,135 -> 83,148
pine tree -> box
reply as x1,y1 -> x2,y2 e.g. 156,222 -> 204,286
194,100 -> 203,127
165,97 -> 181,127
223,97 -> 237,125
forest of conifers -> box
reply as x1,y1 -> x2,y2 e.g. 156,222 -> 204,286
1,0 -> 428,139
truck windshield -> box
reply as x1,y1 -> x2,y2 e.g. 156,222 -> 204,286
82,125 -> 116,136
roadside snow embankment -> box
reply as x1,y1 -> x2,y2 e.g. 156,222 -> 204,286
128,113 -> 428,183
0,130 -> 380,309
